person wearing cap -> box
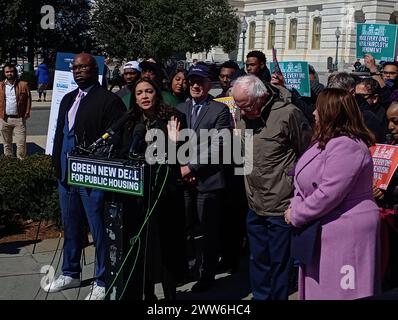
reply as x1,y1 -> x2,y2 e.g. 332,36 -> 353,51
139,60 -> 164,87
176,64 -> 232,292
116,61 -> 141,108
140,59 -> 186,108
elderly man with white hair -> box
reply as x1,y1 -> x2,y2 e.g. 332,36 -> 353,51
231,75 -> 312,300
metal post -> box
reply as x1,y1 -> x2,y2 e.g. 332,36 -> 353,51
241,31 -> 246,66
334,27 -> 341,72
240,16 -> 248,69
335,38 -> 339,71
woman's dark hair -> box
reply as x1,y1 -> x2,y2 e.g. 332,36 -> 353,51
168,69 -> 188,98
128,77 -> 174,127
313,88 -> 375,149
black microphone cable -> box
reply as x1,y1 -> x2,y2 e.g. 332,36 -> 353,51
32,232 -> 63,300
103,164 -> 170,300
120,164 -> 168,300
83,245 -> 98,300
42,187 -> 78,300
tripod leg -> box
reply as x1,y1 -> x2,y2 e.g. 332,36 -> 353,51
32,218 -> 43,254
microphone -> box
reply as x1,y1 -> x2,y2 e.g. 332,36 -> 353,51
88,112 -> 133,151
386,133 -> 394,145
129,123 -> 147,156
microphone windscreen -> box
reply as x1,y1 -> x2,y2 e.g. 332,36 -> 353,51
110,111 -> 134,133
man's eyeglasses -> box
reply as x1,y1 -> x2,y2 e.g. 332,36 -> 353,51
382,71 -> 398,75
188,78 -> 207,86
356,93 -> 374,99
71,64 -> 90,71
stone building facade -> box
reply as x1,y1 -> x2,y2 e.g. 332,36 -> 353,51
191,0 -> 398,73
235,0 -> 398,72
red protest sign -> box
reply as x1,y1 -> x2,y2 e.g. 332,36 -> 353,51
370,144 -> 398,190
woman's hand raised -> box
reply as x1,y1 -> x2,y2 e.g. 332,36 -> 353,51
167,116 -> 181,144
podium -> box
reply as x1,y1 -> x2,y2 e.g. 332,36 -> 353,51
68,154 -> 157,300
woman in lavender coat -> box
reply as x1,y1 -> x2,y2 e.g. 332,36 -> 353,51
285,88 -> 381,300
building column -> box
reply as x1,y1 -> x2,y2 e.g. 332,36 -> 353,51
297,6 -> 309,56
363,1 -> 395,24
255,10 -> 265,50
274,8 -> 286,56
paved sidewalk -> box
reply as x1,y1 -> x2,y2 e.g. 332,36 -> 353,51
0,237 -> 95,300
0,235 -> 299,300
0,236 -> 251,300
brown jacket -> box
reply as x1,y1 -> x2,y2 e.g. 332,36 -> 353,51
236,85 -> 312,216
0,80 -> 32,119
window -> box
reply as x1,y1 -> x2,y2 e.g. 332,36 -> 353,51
289,19 -> 297,50
268,21 -> 276,49
249,21 -> 256,49
312,17 -> 321,50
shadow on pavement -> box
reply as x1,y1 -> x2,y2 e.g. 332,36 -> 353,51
0,239 -> 41,254
176,256 -> 251,300
0,142 -> 44,155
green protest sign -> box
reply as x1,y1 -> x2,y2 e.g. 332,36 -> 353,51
68,156 -> 144,196
356,23 -> 398,61
270,61 -> 310,97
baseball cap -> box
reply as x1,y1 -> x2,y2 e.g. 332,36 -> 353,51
139,60 -> 161,73
123,61 -> 141,72
187,64 -> 210,78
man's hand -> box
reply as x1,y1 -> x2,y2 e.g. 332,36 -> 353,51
181,166 -> 196,184
373,185 -> 385,200
364,54 -> 378,73
284,207 -> 292,225
24,114 -> 30,119
271,73 -> 285,87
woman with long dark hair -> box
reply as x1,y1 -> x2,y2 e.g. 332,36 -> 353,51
285,88 -> 380,299
162,70 -> 188,107
118,78 -> 187,300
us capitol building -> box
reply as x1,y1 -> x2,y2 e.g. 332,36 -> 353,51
191,0 -> 398,73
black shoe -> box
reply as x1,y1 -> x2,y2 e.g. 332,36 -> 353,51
37,99 -> 41,102
217,259 -> 239,274
191,278 -> 215,293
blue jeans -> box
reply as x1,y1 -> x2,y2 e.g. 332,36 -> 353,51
58,181 -> 106,286
246,209 -> 292,300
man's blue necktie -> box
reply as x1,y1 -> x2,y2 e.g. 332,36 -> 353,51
191,104 -> 201,127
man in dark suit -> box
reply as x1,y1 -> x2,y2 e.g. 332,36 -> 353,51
176,64 -> 231,292
47,53 -> 126,300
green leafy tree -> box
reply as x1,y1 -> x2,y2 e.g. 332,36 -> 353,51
93,0 -> 239,61
0,0 -> 95,65
36,0 -> 96,62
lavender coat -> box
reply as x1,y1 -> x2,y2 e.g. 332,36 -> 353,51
290,136 -> 380,300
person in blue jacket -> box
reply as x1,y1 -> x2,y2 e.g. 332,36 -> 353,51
35,60 -> 49,102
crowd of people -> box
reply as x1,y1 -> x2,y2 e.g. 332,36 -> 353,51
2,49 -> 398,301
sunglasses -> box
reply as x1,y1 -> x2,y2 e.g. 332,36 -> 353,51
188,77 -> 208,86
